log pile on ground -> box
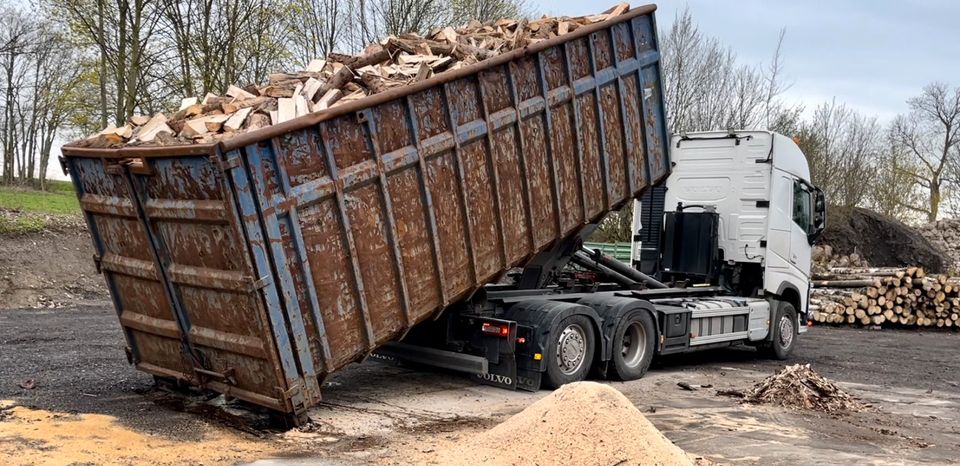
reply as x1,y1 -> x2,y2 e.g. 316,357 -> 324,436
72,3 -> 632,148
917,219 -> 960,274
811,244 -> 868,275
811,266 -> 960,328
745,364 -> 866,414
434,381 -> 696,466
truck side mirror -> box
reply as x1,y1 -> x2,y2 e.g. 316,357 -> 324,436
809,188 -> 826,244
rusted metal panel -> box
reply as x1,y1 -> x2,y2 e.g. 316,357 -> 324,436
62,5 -> 669,417
65,153 -> 314,415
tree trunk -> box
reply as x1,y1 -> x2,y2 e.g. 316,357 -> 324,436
114,0 -> 129,125
98,0 -> 109,128
3,51 -> 16,184
122,0 -> 142,121
928,175 -> 940,222
39,124 -> 55,191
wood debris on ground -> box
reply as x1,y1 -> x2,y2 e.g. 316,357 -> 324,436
72,2 -> 632,149
745,364 -> 866,414
811,266 -> 960,329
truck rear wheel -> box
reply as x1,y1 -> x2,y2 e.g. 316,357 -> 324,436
760,302 -> 798,360
544,315 -> 596,388
610,311 -> 655,380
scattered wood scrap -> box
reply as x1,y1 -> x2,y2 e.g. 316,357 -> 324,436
745,364 -> 867,414
74,2 -> 633,148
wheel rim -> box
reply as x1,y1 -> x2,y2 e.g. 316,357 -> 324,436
557,323 -> 587,375
778,315 -> 794,348
620,321 -> 647,368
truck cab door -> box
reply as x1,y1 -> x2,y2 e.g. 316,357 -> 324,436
789,180 -> 814,277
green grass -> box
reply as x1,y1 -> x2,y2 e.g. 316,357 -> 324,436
0,181 -> 80,215
0,215 -> 47,233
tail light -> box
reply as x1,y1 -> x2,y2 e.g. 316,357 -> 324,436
481,322 -> 510,337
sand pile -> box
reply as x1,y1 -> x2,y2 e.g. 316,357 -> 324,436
745,364 -> 866,414
435,382 -> 693,466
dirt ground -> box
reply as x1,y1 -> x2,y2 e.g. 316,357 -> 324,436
0,227 -> 106,309
2,303 -> 959,465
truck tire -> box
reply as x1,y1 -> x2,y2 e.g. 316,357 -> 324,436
610,311 -> 657,381
544,314 -> 596,388
610,311 -> 656,381
760,302 -> 798,360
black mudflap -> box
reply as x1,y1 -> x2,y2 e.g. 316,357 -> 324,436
473,356 -> 518,390
516,368 -> 542,391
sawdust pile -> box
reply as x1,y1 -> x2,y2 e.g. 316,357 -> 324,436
0,400 -> 278,466
745,364 -> 866,414
435,382 -> 694,466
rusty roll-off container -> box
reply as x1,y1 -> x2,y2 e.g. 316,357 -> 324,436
61,4 -> 670,418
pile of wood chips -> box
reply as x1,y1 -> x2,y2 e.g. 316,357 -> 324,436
811,266 -> 960,328
745,364 -> 866,414
75,3 -> 631,148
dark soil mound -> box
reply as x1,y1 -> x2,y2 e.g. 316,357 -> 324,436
821,206 -> 945,272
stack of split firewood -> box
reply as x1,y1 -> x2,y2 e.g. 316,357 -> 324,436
917,219 -> 960,273
811,266 -> 960,329
77,3 -> 631,148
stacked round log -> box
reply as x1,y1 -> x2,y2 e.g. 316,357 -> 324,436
811,267 -> 960,329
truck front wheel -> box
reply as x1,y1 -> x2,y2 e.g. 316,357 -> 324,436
610,311 -> 655,380
544,315 -> 596,388
760,302 -> 798,360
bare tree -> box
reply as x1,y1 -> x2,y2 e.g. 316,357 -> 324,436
286,0 -> 350,67
801,100 -> 880,208
890,83 -> 960,222
0,5 -> 35,183
360,0 -> 446,42
345,0 -> 530,53
157,0 -> 292,98
869,127 -> 926,221
0,3 -> 83,186
242,1 -> 295,83
660,9 -> 795,134
450,0 -> 529,25
835,112 -> 881,207
50,0 -> 163,125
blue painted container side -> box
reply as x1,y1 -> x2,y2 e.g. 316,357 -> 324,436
61,4 -> 670,418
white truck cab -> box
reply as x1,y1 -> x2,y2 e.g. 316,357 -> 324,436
633,130 -> 825,339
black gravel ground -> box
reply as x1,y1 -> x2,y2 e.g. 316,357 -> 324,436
2,303 -> 960,438
0,304 -> 213,440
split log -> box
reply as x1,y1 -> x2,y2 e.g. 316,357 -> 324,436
313,66 -> 354,104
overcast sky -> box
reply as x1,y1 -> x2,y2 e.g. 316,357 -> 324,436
530,0 -> 960,122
